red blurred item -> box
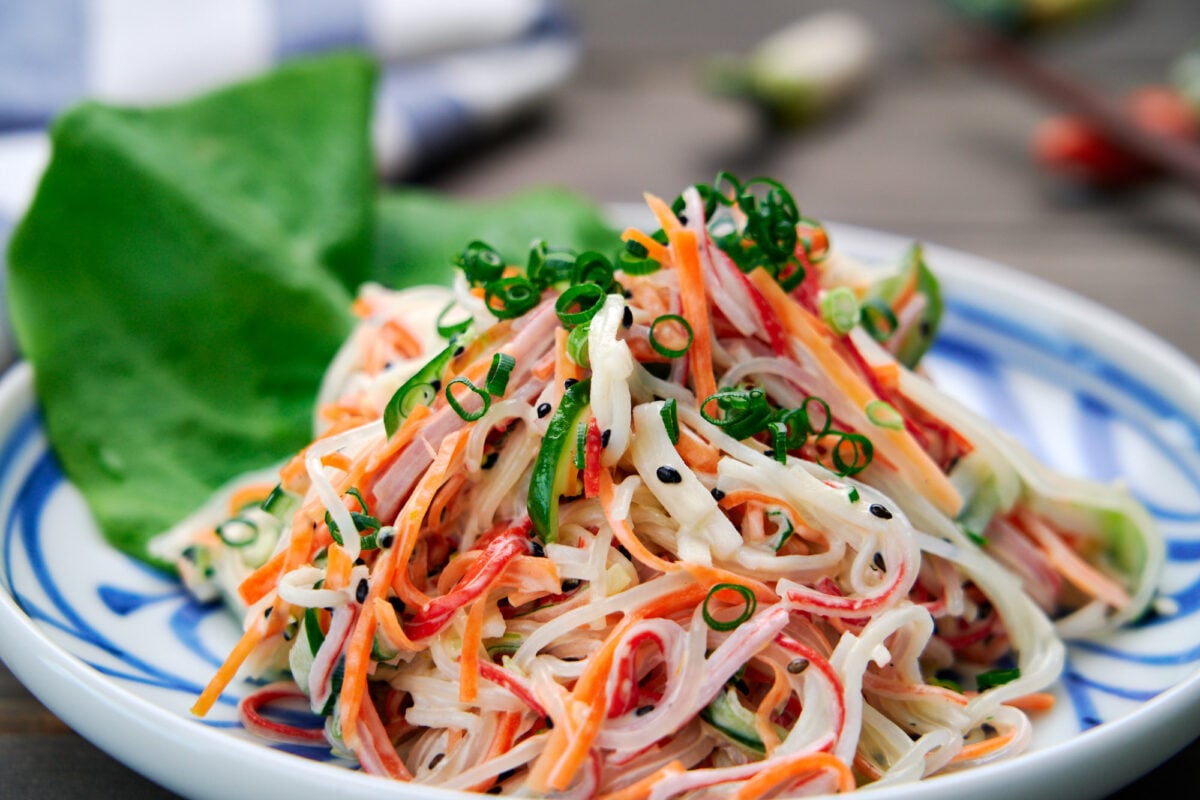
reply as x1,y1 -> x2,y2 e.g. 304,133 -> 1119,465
1033,85 -> 1199,188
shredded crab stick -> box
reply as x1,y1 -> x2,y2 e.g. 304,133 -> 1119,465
167,174 -> 1161,797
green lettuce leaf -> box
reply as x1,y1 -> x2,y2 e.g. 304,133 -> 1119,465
6,54 -> 618,568
7,54 -> 377,568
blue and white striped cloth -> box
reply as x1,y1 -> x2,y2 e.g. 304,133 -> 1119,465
0,0 -> 581,366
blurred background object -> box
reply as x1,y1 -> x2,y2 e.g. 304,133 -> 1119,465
2,1 -> 1199,798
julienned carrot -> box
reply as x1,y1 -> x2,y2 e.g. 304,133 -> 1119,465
470,711 -> 525,793
748,268 -> 962,518
338,429 -> 468,745
238,548 -> 288,605
459,595 -> 487,703
371,598 -> 420,652
597,760 -> 686,800
732,752 -> 855,798
675,426 -> 719,474
1004,691 -> 1056,712
324,543 -> 354,592
598,471 -> 677,574
356,691 -> 413,780
227,482 -> 275,515
643,192 -> 683,236
620,227 -> 671,265
952,723 -> 1019,763
192,617 -> 278,716
670,229 -> 717,407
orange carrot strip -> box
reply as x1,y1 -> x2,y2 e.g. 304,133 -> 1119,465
340,430 -> 468,739
953,724 -> 1019,763
732,752 -> 855,799
671,229 -> 717,406
553,327 -> 577,404
644,192 -> 683,237
1019,509 -> 1131,609
382,318 -> 423,359
320,452 -> 353,472
675,426 -> 719,474
598,471 -> 678,574
469,711 -> 525,793
748,268 -> 962,517
227,482 -> 275,515
371,598 -> 421,652
620,227 -> 671,264
459,595 -> 487,703
1005,691 -> 1056,712
238,549 -> 289,605
597,761 -> 686,800
192,620 -> 273,716
324,543 -> 354,592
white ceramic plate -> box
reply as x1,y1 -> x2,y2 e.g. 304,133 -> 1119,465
1,224 -> 1199,800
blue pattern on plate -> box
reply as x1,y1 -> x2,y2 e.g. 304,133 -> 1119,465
1,293 -> 1198,765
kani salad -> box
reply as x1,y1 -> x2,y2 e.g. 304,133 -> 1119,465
154,174 -> 1163,797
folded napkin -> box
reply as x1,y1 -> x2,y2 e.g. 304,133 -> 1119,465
0,0 -> 581,366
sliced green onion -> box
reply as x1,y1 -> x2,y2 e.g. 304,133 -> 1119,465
773,407 -> 808,450
624,240 -> 649,259
861,299 -> 898,342
847,486 -> 860,503
486,353 -> 516,397
567,323 -> 591,368
446,377 -> 490,422
866,400 -> 903,430
703,583 -> 757,632
573,251 -> 614,287
485,277 -> 540,320
776,260 -> 806,293
798,396 -> 832,439
661,398 -> 679,444
528,240 -> 576,289
617,250 -> 661,275
767,509 -> 795,551
649,314 -> 694,358
830,432 -> 874,477
216,516 -> 258,548
556,284 -> 606,328
457,241 -> 505,285
701,388 -> 773,440
975,667 -> 1021,691
768,421 -> 788,464
436,301 -> 473,338
820,287 -> 860,335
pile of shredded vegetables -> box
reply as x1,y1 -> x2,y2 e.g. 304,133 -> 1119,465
158,174 -> 1163,798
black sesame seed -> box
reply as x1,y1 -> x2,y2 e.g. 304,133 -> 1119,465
355,579 -> 369,604
544,716 -> 555,729
873,552 -> 887,571
981,722 -> 998,736
181,546 -> 197,563
529,541 -> 546,558
677,213 -> 688,225
429,379 -> 442,392
454,346 -> 465,357
622,306 -> 633,328
283,629 -> 293,641
601,429 -> 612,448
919,320 -> 933,337
869,503 -> 893,520
380,531 -> 395,548
537,402 -> 552,418
787,658 -> 810,675
635,704 -> 655,716
482,451 -> 499,470
763,449 -> 775,458
656,465 -> 682,484
711,488 -> 726,501
623,289 -> 633,299
564,378 -> 578,389
429,753 -> 445,769
263,606 -> 273,619
561,579 -> 582,592
355,557 -> 366,566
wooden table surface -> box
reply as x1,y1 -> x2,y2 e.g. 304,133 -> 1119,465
3,0 -> 1198,797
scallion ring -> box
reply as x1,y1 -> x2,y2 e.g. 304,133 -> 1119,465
555,283 -> 606,328
436,301 -> 473,338
861,299 -> 898,342
700,388 -> 772,440
567,323 -> 591,368
573,251 -> 614,287
624,239 -> 649,259
617,250 -> 661,275
649,314 -> 694,359
866,400 -> 903,430
798,396 -> 832,439
445,378 -> 490,422
457,240 -> 505,285
216,516 -> 258,548
820,287 -> 860,335
702,583 -> 757,632
768,421 -> 788,464
661,398 -> 679,445
830,432 -> 874,477
485,277 -> 540,320
486,353 -> 516,397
